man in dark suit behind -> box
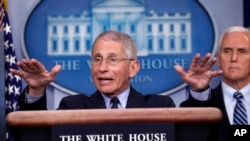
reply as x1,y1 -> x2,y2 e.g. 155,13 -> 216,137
175,26 -> 250,141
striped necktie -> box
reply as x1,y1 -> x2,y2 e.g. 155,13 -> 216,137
111,97 -> 119,109
233,92 -> 248,125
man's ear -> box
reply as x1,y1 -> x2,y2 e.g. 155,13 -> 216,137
129,60 -> 140,77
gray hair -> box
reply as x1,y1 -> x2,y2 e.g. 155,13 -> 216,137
91,30 -> 137,59
219,26 -> 250,48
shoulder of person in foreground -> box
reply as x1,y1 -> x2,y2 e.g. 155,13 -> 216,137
144,94 -> 176,108
57,93 -> 90,110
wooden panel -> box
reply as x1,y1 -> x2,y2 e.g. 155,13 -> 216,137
6,107 -> 222,127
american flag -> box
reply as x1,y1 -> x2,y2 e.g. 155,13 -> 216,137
0,0 -> 22,140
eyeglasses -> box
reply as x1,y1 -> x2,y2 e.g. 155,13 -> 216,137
91,56 -> 134,66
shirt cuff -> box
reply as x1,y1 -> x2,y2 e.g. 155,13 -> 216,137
25,91 -> 45,104
190,88 -> 210,101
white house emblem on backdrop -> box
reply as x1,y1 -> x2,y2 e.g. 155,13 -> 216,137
22,0 -> 215,95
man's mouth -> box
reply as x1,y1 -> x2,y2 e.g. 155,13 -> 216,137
98,77 -> 113,83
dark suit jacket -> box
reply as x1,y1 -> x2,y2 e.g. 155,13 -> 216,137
180,83 -> 231,141
19,86 -> 175,110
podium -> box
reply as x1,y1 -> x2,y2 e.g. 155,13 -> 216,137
6,108 -> 222,141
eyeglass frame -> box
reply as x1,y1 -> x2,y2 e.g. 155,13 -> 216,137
90,56 -> 134,66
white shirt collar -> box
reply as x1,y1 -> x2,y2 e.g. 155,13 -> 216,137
222,81 -> 250,103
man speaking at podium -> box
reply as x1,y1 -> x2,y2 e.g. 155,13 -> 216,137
11,30 -> 180,110
10,30 -> 221,141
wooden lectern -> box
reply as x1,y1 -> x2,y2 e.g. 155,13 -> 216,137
7,108 -> 222,141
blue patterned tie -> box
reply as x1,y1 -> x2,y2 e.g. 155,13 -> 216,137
233,92 -> 248,125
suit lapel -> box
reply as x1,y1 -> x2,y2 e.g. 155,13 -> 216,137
126,87 -> 146,108
87,91 -> 107,109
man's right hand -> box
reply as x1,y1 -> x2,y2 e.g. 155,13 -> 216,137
10,59 -> 61,96
174,53 -> 223,91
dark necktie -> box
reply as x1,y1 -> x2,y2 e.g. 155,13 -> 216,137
233,92 -> 248,125
111,97 -> 119,109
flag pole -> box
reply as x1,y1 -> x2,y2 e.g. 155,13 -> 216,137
0,31 -> 5,141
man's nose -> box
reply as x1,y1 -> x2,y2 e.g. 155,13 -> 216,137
99,59 -> 109,71
231,51 -> 238,61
